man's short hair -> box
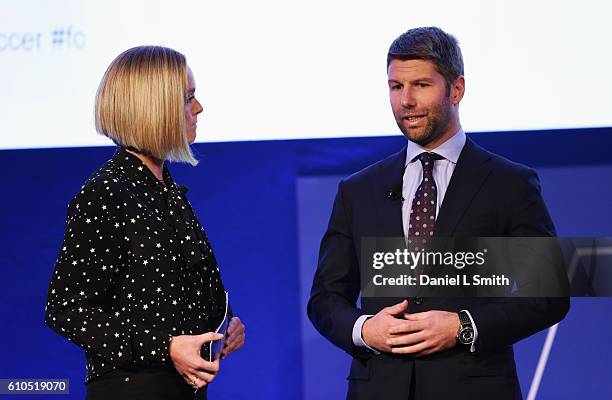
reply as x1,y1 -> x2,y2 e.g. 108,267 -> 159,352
95,45 -> 197,165
387,27 -> 464,94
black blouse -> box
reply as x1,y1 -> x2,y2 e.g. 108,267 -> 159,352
45,147 -> 227,383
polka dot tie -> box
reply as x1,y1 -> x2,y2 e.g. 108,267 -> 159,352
408,152 -> 443,238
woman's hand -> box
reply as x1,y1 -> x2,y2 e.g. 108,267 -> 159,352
169,332 -> 223,389
221,317 -> 245,359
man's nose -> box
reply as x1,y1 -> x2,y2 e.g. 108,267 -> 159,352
400,88 -> 416,108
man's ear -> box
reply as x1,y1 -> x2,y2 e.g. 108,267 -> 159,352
451,76 -> 465,105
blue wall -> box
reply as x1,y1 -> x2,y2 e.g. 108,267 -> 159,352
0,127 -> 611,399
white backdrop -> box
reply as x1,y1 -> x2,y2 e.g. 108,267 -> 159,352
1,0 -> 611,149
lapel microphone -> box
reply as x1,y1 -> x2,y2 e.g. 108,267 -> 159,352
385,182 -> 403,201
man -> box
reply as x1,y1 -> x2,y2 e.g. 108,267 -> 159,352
307,27 -> 569,400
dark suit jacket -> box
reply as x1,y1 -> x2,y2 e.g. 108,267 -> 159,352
307,138 -> 570,400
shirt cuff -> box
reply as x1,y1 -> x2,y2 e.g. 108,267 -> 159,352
352,314 -> 380,354
461,309 -> 478,353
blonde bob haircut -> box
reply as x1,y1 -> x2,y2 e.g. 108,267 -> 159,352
95,45 -> 197,165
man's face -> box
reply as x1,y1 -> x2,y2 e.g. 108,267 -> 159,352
388,59 -> 461,148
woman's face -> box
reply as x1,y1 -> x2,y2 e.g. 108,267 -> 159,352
184,66 -> 204,144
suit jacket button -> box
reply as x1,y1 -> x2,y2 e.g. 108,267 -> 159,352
414,297 -> 423,305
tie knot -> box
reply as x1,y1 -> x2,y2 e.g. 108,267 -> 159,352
416,152 -> 443,172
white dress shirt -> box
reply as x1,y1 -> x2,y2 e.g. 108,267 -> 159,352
352,128 -> 478,353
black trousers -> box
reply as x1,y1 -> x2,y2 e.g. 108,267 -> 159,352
86,368 -> 207,400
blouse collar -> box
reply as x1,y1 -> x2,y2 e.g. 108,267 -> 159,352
113,146 -> 177,191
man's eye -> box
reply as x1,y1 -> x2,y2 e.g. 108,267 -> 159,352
390,85 -> 402,90
416,83 -> 429,88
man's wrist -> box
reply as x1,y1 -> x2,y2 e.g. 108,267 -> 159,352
452,312 -> 461,343
361,317 -> 381,354
361,317 -> 372,346
456,310 -> 476,348
462,310 -> 478,352
352,315 -> 380,354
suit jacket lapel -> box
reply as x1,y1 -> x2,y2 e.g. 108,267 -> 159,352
434,138 -> 493,237
373,146 -> 407,238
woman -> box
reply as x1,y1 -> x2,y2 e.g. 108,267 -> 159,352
45,46 -> 245,399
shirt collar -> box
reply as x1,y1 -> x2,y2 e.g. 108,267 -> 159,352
405,127 -> 466,166
113,146 -> 176,190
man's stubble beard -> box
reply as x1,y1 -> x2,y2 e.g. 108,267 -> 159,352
397,96 -> 454,148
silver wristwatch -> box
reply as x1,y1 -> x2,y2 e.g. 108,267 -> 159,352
456,310 -> 475,346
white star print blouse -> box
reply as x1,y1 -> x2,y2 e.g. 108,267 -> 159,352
45,147 -> 228,383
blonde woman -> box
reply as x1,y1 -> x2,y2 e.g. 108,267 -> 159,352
45,46 -> 245,400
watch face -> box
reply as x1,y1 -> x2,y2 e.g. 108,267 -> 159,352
459,328 -> 474,345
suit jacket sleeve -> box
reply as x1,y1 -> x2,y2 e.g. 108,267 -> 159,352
307,180 -> 368,357
468,169 -> 570,353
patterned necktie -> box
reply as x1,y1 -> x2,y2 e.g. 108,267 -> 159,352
408,152 -> 443,238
